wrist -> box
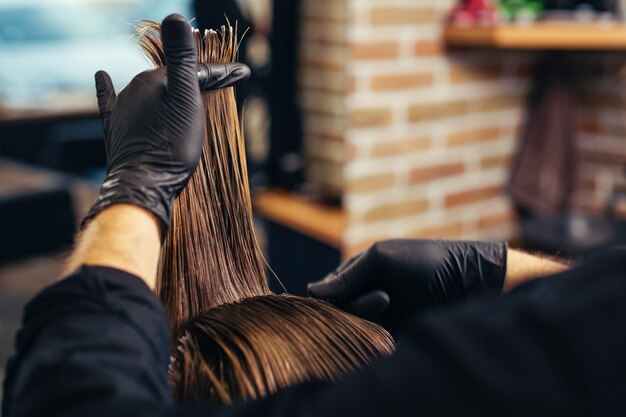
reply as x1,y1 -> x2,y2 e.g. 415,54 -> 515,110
445,240 -> 508,294
503,249 -> 570,292
92,203 -> 161,234
84,168 -> 174,234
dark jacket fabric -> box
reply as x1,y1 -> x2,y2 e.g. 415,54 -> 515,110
4,253 -> 626,417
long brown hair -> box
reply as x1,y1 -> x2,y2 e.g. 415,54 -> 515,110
138,21 -> 270,340
136,21 -> 394,405
170,294 -> 394,404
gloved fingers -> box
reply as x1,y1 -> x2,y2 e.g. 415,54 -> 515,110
341,290 -> 390,321
161,14 -> 200,104
308,245 -> 380,300
307,253 -> 363,300
334,250 -> 365,276
307,272 -> 349,300
94,70 -> 116,136
198,63 -> 251,90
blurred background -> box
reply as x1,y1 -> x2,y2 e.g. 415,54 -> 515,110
3,0 -> 626,403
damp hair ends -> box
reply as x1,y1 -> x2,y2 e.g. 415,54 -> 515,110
135,21 -> 395,406
170,295 -> 395,404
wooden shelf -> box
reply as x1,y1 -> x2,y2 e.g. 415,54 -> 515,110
253,189 -> 346,249
0,93 -> 98,124
0,160 -> 67,198
444,22 -> 626,50
0,108 -> 98,125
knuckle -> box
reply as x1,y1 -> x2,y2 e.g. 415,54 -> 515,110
370,241 -> 389,261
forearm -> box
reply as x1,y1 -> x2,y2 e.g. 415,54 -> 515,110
65,204 -> 161,289
5,206 -> 166,417
503,248 -> 570,292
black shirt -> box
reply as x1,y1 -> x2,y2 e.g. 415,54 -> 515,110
3,252 -> 626,417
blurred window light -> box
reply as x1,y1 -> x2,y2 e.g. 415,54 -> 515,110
0,0 -> 192,108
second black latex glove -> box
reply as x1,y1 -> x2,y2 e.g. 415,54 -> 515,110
84,14 -> 204,234
308,239 -> 507,332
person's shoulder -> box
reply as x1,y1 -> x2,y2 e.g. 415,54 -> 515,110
572,248 -> 626,277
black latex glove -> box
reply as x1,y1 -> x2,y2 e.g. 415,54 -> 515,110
308,239 -> 508,332
84,14 -> 238,234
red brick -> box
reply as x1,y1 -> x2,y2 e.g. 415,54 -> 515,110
409,222 -> 464,239
409,163 -> 465,184
371,138 -> 430,157
350,108 -> 393,128
409,100 -> 472,122
445,185 -> 502,208
479,95 -> 524,112
346,143 -> 359,162
351,42 -> 400,60
477,209 -> 517,229
480,154 -> 513,170
347,173 -> 396,193
307,132 -> 344,143
446,126 -> 501,147
370,7 -> 438,25
478,95 -> 524,111
372,72 -> 434,91
413,40 -> 444,56
363,199 -> 429,223
450,64 -> 502,84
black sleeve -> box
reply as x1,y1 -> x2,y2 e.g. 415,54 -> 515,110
173,250 -> 625,417
2,266 -> 173,417
5,254 -> 626,417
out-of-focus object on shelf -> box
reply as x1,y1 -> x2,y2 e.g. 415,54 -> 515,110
542,6 -> 616,24
449,0 -> 500,27
444,21 -> 626,50
499,0 -> 545,23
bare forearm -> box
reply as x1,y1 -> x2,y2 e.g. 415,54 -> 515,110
65,204 -> 161,289
503,248 -> 570,292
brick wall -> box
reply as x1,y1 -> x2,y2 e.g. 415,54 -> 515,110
575,66 -> 626,216
299,0 -> 535,256
298,0 -> 349,194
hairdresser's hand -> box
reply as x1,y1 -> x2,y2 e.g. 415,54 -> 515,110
84,14 -> 203,234
308,239 -> 507,332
